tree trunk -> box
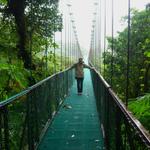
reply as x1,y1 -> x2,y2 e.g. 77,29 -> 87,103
8,0 -> 32,70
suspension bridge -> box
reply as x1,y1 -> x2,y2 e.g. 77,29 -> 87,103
0,0 -> 150,150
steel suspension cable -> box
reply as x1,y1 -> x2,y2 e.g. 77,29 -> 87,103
95,22 -> 97,67
99,0 -> 102,73
71,21 -> 74,65
29,0 -> 34,85
45,3 -> 48,76
110,0 -> 114,86
126,0 -> 131,107
65,13 -> 67,68
103,0 -> 107,78
45,38 -> 48,76
67,4 -> 71,66
92,19 -> 96,66
53,22 -> 56,73
69,14 -> 72,65
60,19 -> 63,71
92,32 -> 94,64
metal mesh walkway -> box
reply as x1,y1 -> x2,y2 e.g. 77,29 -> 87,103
38,69 -> 104,150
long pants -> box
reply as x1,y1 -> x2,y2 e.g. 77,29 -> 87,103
76,77 -> 84,93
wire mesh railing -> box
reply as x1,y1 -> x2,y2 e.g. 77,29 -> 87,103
90,63 -> 150,150
0,67 -> 74,150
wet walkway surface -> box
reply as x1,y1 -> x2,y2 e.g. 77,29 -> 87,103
38,69 -> 104,150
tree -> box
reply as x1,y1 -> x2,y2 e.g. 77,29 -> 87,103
0,0 -> 63,100
104,7 -> 150,100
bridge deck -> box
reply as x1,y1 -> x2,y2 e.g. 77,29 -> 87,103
38,69 -> 104,150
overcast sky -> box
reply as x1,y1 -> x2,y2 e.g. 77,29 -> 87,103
59,0 -> 150,55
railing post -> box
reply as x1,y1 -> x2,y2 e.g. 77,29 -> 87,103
27,94 -> 34,150
115,107 -> 123,150
56,74 -> 59,107
0,111 -> 3,149
126,121 -> 135,150
106,90 -> 110,149
3,106 -> 9,150
34,90 -> 40,143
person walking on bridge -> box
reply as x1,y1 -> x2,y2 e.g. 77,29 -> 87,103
71,58 -> 93,95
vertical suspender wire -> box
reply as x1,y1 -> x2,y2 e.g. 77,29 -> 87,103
71,26 -> 73,64
76,36 -> 78,61
60,17 -> 63,71
90,39 -> 92,63
72,27 -> 73,63
92,33 -> 93,64
27,1 -> 34,149
92,38 -> 93,64
72,29 -> 74,62
74,33 -> 76,61
99,0 -> 102,73
77,40 -> 78,59
77,40 -> 79,59
93,26 -> 95,65
95,24 -> 97,68
90,33 -> 92,63
45,4 -> 48,76
68,16 -> 70,66
70,17 -> 72,66
29,0 -> 33,83
78,41 -> 79,58
93,32 -> 94,65
94,20 -> 96,68
74,32 -> 76,61
70,22 -> 71,65
45,38 -> 48,77
92,26 -> 94,65
71,18 -> 73,65
92,31 -> 94,65
110,0 -> 114,86
126,0 -> 131,107
53,21 -> 56,73
59,0 -> 62,71
70,15 -> 72,65
73,27 -> 76,62
66,6 -> 69,93
92,23 -> 95,66
74,31 -> 76,62
76,39 -> 78,60
68,14 -> 70,67
103,0 -> 106,78
73,28 -> 75,62
73,26 -> 76,62
125,1 -> 131,149
65,13 -> 67,68
91,32 -> 93,64
76,37 -> 77,59
76,35 -> 78,61
95,22 -> 97,68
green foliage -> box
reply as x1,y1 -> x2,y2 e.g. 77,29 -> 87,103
104,7 -> 150,99
0,0 -> 65,101
129,94 -> 150,131
26,0 -> 62,38
0,0 -> 75,149
0,0 -> 7,4
103,6 -> 150,132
